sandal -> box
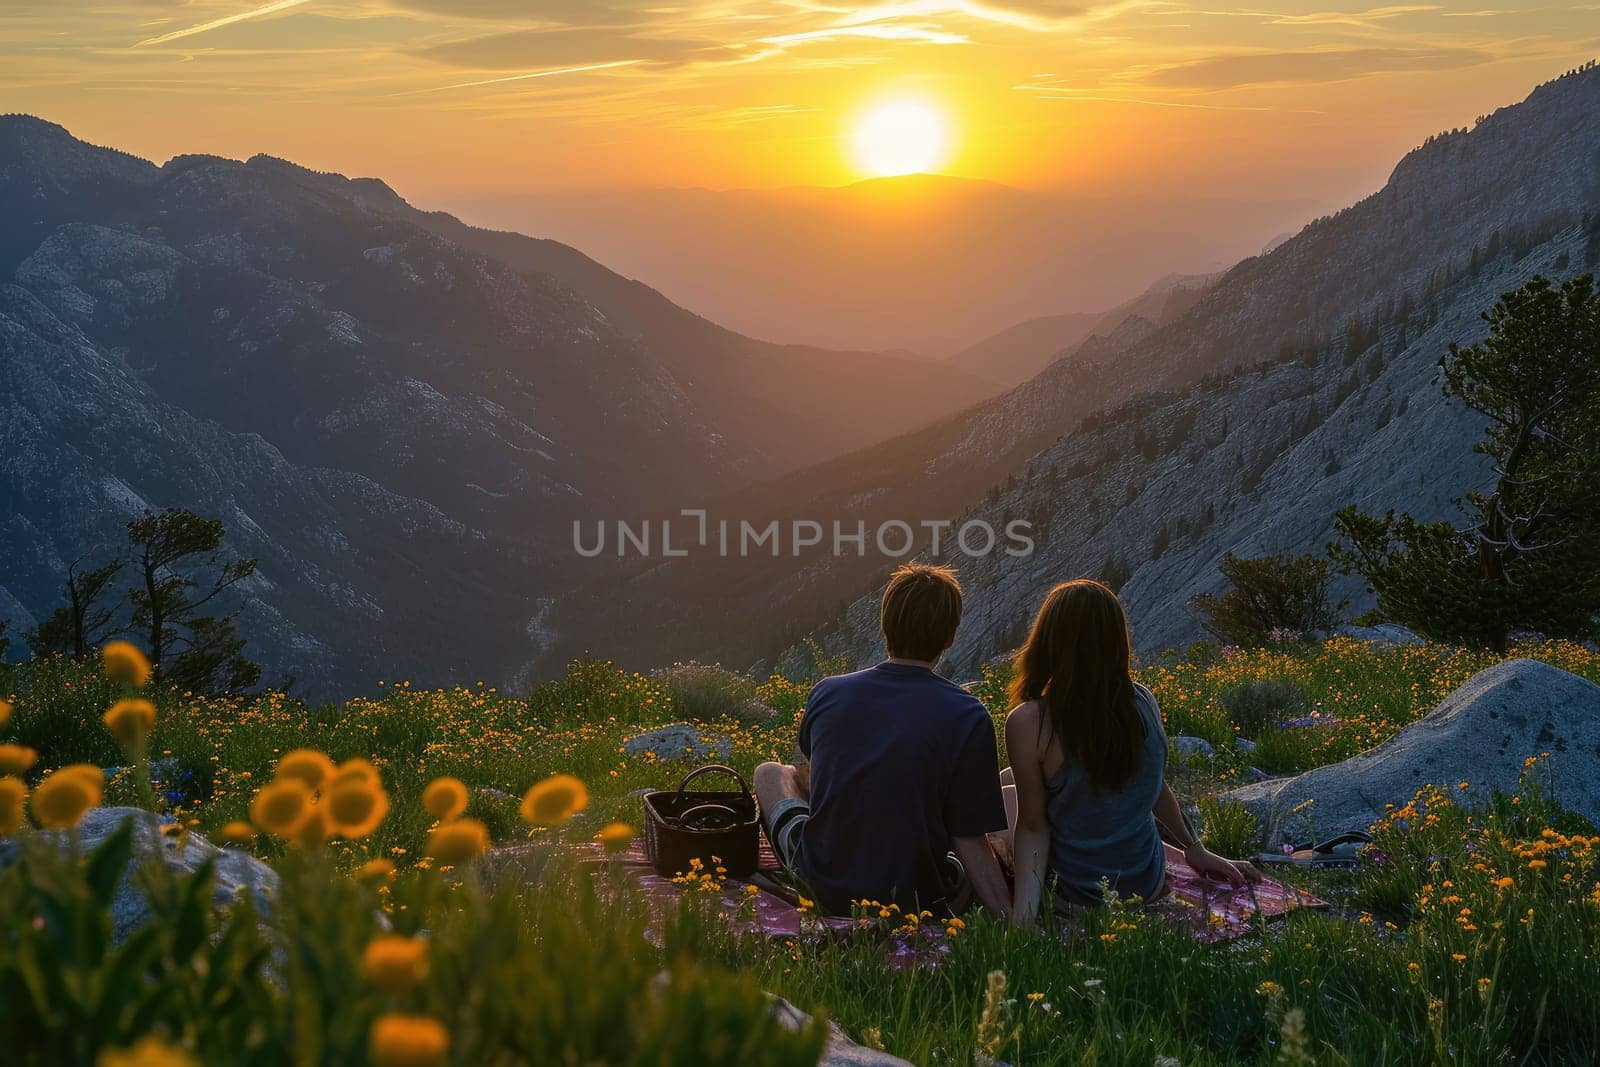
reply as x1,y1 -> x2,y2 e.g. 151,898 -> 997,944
1256,830 -> 1373,869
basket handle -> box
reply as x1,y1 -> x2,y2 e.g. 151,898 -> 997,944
676,764 -> 752,800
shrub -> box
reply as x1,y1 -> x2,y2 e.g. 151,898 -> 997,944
8,654 -> 125,766
1219,677 -> 1308,739
1250,723 -> 1327,775
526,659 -> 673,726
652,663 -> 774,725
1192,553 -> 1341,647
1196,795 -> 1260,857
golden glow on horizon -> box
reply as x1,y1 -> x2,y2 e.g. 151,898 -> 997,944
0,2 -> 1594,198
851,99 -> 949,177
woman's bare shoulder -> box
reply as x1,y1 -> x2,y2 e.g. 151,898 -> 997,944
1005,699 -> 1043,729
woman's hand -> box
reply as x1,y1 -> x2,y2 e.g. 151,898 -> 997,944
1183,842 -> 1262,885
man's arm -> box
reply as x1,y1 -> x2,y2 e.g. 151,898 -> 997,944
952,835 -> 1011,919
944,714 -> 1013,919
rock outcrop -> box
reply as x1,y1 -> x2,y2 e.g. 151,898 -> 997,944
767,992 -> 913,1066
0,806 -> 279,943
621,723 -> 734,763
1221,660 -> 1600,841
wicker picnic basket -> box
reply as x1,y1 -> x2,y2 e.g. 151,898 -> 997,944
641,764 -> 761,879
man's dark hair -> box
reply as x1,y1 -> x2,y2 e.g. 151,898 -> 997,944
880,563 -> 963,661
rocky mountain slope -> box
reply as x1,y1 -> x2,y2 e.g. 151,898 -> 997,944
812,224 -> 1593,673
946,271 -> 1219,391
548,64 -> 1600,676
801,65 -> 1600,673
0,116 -> 979,695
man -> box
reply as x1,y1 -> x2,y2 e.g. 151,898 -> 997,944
754,563 -> 1011,918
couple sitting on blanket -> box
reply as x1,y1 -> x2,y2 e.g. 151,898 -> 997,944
755,564 -> 1259,926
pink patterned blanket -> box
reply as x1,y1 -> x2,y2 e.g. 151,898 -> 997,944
579,838 -> 1325,956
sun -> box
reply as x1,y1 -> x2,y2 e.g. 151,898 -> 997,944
851,99 -> 947,178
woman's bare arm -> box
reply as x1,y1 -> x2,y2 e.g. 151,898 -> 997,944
1006,702 -> 1053,926
1154,780 -> 1258,884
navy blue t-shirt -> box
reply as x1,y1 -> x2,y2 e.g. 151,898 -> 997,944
794,662 -> 1007,914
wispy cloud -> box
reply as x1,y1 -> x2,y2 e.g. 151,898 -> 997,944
1013,81 -> 1327,112
1262,5 -> 1442,28
760,22 -> 969,47
400,59 -> 642,96
134,0 -> 313,48
415,26 -> 718,70
1137,45 -> 1499,89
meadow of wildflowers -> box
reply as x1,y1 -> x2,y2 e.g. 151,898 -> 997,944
0,637 -> 1597,1063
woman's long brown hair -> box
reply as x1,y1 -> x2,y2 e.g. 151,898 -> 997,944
1008,579 -> 1143,791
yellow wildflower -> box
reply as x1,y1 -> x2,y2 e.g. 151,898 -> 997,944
33,767 -> 103,829
0,698 -> 10,729
421,777 -> 469,821
0,776 -> 27,835
333,758 -> 382,788
97,1035 -> 198,1067
101,641 -> 153,688
519,773 -> 589,826
214,821 -> 257,846
369,1014 -> 449,1067
427,817 -> 490,865
103,698 -> 157,750
250,779 -> 313,837
594,822 -> 634,853
326,779 -> 389,839
0,744 -> 38,775
363,935 -> 430,993
275,749 -> 336,790
57,763 -> 108,787
293,803 -> 331,849
356,858 -> 398,887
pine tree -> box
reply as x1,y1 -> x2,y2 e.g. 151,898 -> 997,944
1331,275 -> 1600,650
27,558 -> 124,659
127,509 -> 260,692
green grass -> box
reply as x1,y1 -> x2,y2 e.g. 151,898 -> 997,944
3,638 -> 1599,1063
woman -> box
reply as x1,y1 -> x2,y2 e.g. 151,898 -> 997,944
1001,579 -> 1256,926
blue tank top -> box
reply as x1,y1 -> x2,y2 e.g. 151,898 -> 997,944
1043,683 -> 1167,907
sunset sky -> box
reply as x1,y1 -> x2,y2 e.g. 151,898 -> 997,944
3,2 -> 1597,206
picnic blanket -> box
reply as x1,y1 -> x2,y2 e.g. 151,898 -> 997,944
576,837 -> 1325,954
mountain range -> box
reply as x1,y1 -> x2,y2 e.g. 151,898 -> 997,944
3,62 -> 1598,696
793,64 -> 1600,674
540,63 -> 1600,678
435,178 -> 1313,356
944,270 -> 1221,391
0,116 -> 976,695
